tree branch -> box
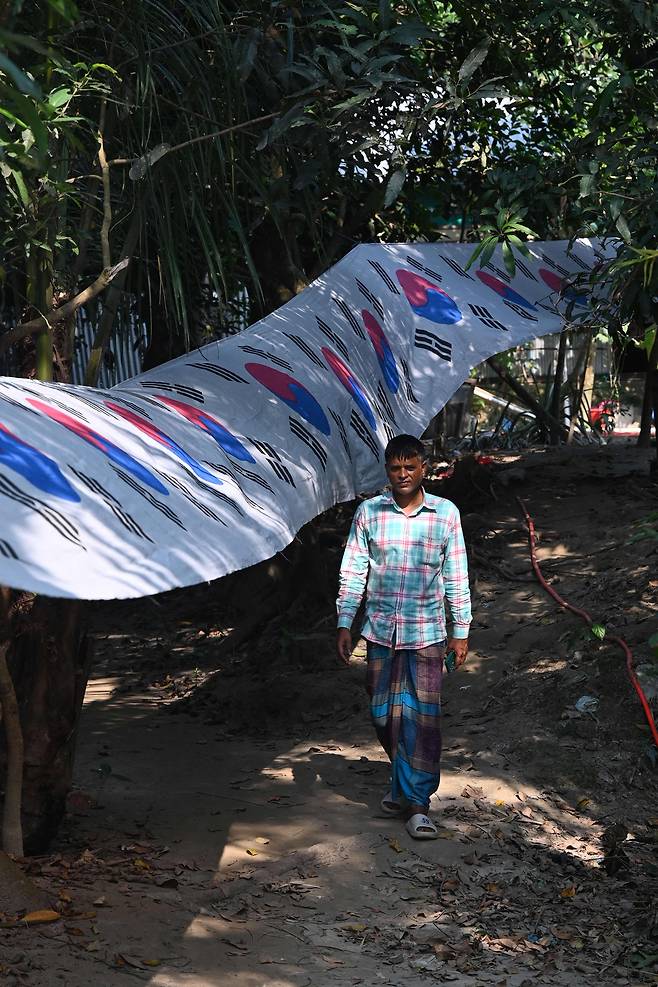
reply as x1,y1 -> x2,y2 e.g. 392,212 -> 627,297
0,259 -> 130,355
98,110 -> 112,269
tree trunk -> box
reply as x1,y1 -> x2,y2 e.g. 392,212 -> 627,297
549,329 -> 568,445
3,599 -> 91,853
0,642 -> 23,856
567,330 -> 593,444
638,335 -> 658,450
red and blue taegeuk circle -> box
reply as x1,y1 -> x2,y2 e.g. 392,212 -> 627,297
476,271 -> 537,312
539,268 -> 588,307
321,347 -> 376,429
153,396 -> 255,462
245,363 -> 331,436
362,311 -> 399,394
396,269 -> 462,324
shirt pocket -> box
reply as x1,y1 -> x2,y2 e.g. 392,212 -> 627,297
421,537 -> 447,570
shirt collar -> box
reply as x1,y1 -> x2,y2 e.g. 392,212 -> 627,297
383,488 -> 436,516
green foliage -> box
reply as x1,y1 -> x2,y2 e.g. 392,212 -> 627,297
591,623 -> 606,642
1,0 -> 658,378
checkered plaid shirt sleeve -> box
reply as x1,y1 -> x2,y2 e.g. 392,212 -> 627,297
336,504 -> 369,630
442,506 -> 471,639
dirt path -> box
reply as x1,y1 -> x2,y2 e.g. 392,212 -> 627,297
2,446 -> 657,987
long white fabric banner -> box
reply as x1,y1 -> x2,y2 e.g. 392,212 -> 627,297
0,239 -> 608,599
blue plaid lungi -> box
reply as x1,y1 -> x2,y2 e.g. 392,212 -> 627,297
366,640 -> 445,810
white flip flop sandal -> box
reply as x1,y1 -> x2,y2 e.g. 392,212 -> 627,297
405,813 -> 439,839
380,791 -> 407,816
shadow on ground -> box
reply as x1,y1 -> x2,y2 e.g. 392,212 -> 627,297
3,445 -> 658,987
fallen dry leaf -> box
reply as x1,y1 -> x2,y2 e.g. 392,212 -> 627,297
388,839 -> 403,854
560,886 -> 577,899
245,848 -> 259,856
255,837 -> 270,845
22,910 -> 60,925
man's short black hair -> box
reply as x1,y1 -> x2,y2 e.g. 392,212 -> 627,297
384,434 -> 426,463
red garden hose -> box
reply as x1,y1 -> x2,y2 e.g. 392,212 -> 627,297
517,497 -> 658,750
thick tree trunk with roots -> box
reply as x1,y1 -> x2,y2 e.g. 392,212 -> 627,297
1,598 -> 90,853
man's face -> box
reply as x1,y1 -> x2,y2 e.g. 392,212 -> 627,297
385,454 -> 425,497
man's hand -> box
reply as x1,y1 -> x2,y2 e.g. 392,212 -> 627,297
337,628 -> 352,665
448,637 -> 469,668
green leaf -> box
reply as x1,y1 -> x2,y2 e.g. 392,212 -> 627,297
47,87 -> 72,109
502,239 -> 516,276
458,41 -> 490,84
507,234 -> 531,257
464,239 -> 486,270
129,143 -> 171,180
0,52 -> 41,98
591,623 -> 606,641
615,213 -> 632,242
384,166 -> 406,208
10,168 -> 29,206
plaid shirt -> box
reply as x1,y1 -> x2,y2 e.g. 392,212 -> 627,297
337,491 -> 471,649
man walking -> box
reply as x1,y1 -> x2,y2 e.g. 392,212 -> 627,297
336,434 -> 471,839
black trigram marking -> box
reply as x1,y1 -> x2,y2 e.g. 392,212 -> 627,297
112,467 -> 186,530
566,252 -> 591,272
175,463 -> 245,516
440,254 -> 473,280
36,392 -> 91,421
333,296 -> 366,339
368,260 -> 399,294
350,410 -> 380,460
503,299 -> 538,322
70,467 -> 152,541
400,358 -> 420,404
187,362 -> 248,384
283,333 -> 324,370
0,539 -> 17,560
485,262 -> 511,284
215,458 -> 273,493
514,258 -> 537,281
140,380 -> 204,403
541,252 -> 570,276
110,397 -> 154,419
239,344 -> 292,371
376,382 -> 397,425
250,438 -> 280,461
315,317 -> 349,362
249,439 -> 296,487
156,471 -> 227,526
0,391 -> 40,416
329,409 -> 352,461
469,303 -> 509,332
406,256 -> 443,282
355,278 -> 384,318
210,463 -> 271,509
536,301 -> 560,315
0,473 -> 83,548
289,417 -> 327,471
414,328 -> 453,361
46,385 -> 115,419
